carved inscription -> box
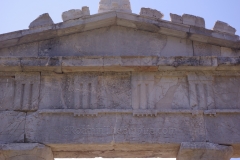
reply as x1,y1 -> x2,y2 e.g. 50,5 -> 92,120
132,73 -> 154,109
14,73 -> 40,111
63,126 -> 176,138
188,73 -> 215,110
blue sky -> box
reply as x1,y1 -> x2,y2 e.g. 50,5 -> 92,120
0,0 -> 240,35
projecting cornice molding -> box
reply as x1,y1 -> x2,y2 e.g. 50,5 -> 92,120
0,11 -> 239,50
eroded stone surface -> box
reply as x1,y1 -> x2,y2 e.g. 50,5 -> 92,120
177,142 -> 233,160
62,9 -> 83,22
26,112 -> 205,144
0,111 -> 25,143
182,14 -> 205,28
170,13 -> 183,24
213,21 -> 236,35
29,13 -> 54,29
193,41 -> 221,56
0,143 -> 54,160
140,8 -> 164,20
98,0 -> 132,13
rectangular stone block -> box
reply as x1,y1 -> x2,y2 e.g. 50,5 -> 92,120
160,36 -> 193,57
39,72 -> 131,110
221,47 -> 240,57
205,113 -> 240,144
25,112 -> 204,144
193,41 -> 221,56
0,111 -> 26,143
170,13 -> 183,24
182,14 -> 205,28
14,72 -> 40,111
0,42 -> 38,57
214,76 -> 240,109
38,26 -> 173,57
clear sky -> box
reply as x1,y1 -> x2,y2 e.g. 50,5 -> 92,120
0,0 -> 240,35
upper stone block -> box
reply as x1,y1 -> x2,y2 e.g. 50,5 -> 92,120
140,8 -> 164,20
182,14 -> 205,28
98,0 -> 132,13
29,13 -> 54,29
213,21 -> 236,35
62,7 -> 90,22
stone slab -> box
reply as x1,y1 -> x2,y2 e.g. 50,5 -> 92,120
0,111 -> 25,143
0,43 -> 38,57
182,14 -> 205,28
140,8 -> 164,20
62,9 -> 83,22
25,112 -> 205,144
0,143 -> 54,160
177,142 -> 233,160
213,21 -> 236,35
170,13 -> 183,24
29,13 -> 54,29
193,41 -> 221,56
98,0 -> 132,13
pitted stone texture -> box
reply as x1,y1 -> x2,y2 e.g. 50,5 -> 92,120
187,72 -> 215,110
38,26 -> 166,56
0,42 -> 38,57
205,114 -> 240,144
26,112 -> 204,144
99,72 -> 131,109
29,13 -> 54,29
170,13 -> 183,24
214,76 -> 240,109
62,7 -> 90,22
182,14 -> 205,28
221,47 -> 240,57
98,0 -> 132,13
0,72 -> 40,111
62,9 -> 83,22
39,72 -> 131,110
140,8 -> 164,20
177,142 -> 233,160
193,41 -> 221,56
0,143 -> 54,160
213,21 -> 236,35
0,111 -> 25,143
14,72 -> 40,111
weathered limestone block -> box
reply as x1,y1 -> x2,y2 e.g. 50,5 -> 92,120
170,13 -> 183,24
160,36 -> 193,57
140,8 -> 164,20
29,13 -> 54,29
0,42 -> 38,57
62,7 -> 90,22
82,6 -> 90,16
0,143 -> 54,160
0,72 -> 40,111
182,14 -> 205,28
0,57 -> 21,72
38,26 -> 166,56
205,114 -> 240,144
193,41 -> 221,56
221,47 -> 240,57
187,72 -> 215,110
39,72 -> 132,110
98,0 -> 132,13
154,75 -> 189,110
25,112 -> 204,144
62,9 -> 83,22
99,72 -> 131,109
214,76 -> 240,109
177,142 -> 233,160
14,72 -> 40,111
213,21 -> 236,35
0,111 -> 25,143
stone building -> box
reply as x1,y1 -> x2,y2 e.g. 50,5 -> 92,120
0,0 -> 239,159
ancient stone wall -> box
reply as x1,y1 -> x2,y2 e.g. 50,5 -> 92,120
0,0 -> 239,159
